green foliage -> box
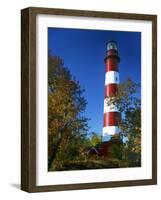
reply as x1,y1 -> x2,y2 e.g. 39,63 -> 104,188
89,132 -> 102,147
106,79 -> 140,113
48,51 -> 141,170
56,159 -> 121,170
48,51 -> 89,170
108,143 -> 122,160
106,78 -> 141,167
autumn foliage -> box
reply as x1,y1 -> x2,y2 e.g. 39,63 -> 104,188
48,52 -> 141,171
48,52 -> 89,170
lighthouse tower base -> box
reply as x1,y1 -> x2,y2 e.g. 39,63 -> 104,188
100,132 -> 123,158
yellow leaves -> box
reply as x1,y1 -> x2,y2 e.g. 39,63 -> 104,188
48,53 -> 89,170
135,127 -> 141,132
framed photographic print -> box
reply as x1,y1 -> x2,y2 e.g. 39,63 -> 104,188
21,7 -> 157,192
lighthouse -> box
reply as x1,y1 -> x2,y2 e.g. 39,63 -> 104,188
103,41 -> 121,139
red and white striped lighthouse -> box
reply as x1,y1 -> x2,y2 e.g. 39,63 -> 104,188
103,41 -> 121,137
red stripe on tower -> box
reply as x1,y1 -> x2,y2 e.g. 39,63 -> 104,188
106,58 -> 118,72
104,84 -> 118,98
103,112 -> 121,126
103,41 -> 121,136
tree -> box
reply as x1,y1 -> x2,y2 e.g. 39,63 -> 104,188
106,79 -> 141,166
89,132 -> 102,147
48,51 -> 89,170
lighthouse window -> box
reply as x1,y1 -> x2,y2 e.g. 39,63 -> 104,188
116,77 -> 118,81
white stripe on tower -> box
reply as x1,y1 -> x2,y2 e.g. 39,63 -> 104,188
103,126 -> 120,136
104,99 -> 118,113
103,41 -> 121,137
105,71 -> 120,85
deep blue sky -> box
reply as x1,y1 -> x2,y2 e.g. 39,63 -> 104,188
48,28 -> 141,135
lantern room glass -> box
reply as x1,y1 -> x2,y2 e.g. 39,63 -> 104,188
107,41 -> 118,51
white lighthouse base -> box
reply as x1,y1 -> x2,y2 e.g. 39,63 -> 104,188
103,126 -> 120,136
